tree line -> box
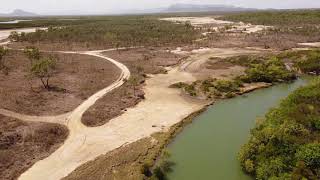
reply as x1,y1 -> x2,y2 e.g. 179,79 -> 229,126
8,17 -> 199,48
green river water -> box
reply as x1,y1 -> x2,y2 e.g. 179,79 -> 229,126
167,78 -> 310,180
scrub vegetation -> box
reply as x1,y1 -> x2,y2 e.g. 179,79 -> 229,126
216,10 -> 320,50
277,49 -> 320,75
8,16 -> 199,49
238,57 -> 296,83
220,10 -> 320,26
239,79 -> 320,179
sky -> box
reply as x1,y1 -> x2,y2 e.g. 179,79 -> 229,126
1,0 -> 320,15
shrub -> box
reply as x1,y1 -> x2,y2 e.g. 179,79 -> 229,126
183,84 -> 197,96
242,57 -> 296,83
294,50 -> 320,74
169,82 -> 188,88
214,80 -> 241,93
30,57 -> 56,90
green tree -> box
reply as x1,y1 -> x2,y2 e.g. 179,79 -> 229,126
296,143 -> 320,169
9,31 -> 19,42
24,46 -> 41,65
30,57 -> 56,90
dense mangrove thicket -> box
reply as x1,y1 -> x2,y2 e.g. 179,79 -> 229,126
239,79 -> 320,179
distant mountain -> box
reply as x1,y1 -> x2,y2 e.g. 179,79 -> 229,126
0,9 -> 38,17
164,3 -> 256,13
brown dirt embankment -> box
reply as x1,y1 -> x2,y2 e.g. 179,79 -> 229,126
0,115 -> 68,180
0,50 -> 120,116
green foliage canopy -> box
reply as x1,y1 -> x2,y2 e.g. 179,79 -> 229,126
239,79 -> 320,179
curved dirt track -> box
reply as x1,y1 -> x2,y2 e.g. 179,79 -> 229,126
0,46 -> 131,179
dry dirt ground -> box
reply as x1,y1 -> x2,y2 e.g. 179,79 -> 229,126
0,115 -> 68,180
0,50 -> 120,116
173,47 -> 267,80
197,32 -> 320,50
82,48 -> 184,127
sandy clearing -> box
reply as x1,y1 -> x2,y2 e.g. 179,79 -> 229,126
0,28 -> 46,41
236,24 -> 271,34
161,16 -> 271,34
176,47 -> 261,72
298,42 -> 320,47
178,48 -> 262,80
160,16 -> 233,26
